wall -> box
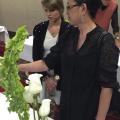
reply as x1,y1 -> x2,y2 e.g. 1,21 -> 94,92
0,0 -> 119,34
0,0 -> 47,34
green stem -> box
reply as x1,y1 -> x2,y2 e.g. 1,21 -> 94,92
33,105 -> 36,120
37,109 -> 40,120
34,94 -> 40,120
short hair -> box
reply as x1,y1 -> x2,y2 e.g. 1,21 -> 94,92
75,0 -> 101,18
41,0 -> 64,16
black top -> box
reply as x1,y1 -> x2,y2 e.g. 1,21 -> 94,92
32,20 -> 71,90
43,26 -> 119,120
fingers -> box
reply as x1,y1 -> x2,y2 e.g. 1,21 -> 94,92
45,76 -> 57,92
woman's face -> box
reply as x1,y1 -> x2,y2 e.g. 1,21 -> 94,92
67,0 -> 85,26
44,8 -> 61,22
101,0 -> 111,6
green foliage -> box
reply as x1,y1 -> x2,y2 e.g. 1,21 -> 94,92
0,26 -> 29,120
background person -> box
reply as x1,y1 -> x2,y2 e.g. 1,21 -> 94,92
32,0 -> 71,119
95,0 -> 120,48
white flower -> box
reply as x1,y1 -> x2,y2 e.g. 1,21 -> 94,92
28,73 -> 43,85
29,83 -> 42,94
28,73 -> 43,94
39,99 -> 51,117
23,86 -> 34,103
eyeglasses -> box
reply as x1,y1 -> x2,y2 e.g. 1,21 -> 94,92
66,4 -> 80,10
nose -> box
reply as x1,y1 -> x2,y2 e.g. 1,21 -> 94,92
46,11 -> 51,17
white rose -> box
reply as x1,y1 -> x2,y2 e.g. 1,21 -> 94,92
39,99 -> 51,117
23,86 -> 34,103
29,83 -> 42,94
28,73 -> 43,94
28,73 -> 43,85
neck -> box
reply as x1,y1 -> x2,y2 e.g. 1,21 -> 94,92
78,17 -> 96,35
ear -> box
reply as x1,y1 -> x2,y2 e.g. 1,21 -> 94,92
80,3 -> 87,16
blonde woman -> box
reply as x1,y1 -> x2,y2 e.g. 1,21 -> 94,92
32,0 -> 71,119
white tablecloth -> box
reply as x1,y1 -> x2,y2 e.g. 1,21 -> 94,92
20,36 -> 33,62
0,26 -> 9,43
0,93 -> 53,120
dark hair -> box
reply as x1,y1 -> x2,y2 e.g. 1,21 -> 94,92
41,0 -> 64,16
75,0 -> 101,18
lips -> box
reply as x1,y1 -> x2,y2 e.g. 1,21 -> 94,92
48,16 -> 53,19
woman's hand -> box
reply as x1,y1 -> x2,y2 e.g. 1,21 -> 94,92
44,76 -> 57,93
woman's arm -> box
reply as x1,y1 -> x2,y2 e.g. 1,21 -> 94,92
96,33 -> 119,120
19,60 -> 48,73
96,87 -> 112,120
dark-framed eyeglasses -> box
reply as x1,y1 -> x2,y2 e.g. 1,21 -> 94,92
66,4 -> 80,10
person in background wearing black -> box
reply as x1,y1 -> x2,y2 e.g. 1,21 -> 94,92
32,0 -> 71,119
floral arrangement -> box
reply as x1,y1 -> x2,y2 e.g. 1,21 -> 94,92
0,26 -> 29,120
0,26 -> 51,120
23,73 -> 51,120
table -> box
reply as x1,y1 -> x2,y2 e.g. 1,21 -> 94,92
0,93 -> 53,120
0,26 -> 9,43
20,36 -> 33,62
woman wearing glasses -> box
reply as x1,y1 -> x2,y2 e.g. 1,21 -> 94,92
19,0 -> 119,119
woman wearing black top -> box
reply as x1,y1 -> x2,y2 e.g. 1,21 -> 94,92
19,0 -> 119,119
32,0 -> 70,119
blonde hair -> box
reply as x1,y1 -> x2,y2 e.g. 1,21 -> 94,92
41,0 -> 64,16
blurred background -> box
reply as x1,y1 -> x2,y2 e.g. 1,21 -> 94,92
0,0 -> 119,34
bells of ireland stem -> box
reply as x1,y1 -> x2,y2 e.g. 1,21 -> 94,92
28,73 -> 43,94
39,99 -> 51,117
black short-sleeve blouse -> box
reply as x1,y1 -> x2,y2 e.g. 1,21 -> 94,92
43,26 -> 119,120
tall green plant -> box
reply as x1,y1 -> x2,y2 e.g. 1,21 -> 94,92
0,26 -> 29,120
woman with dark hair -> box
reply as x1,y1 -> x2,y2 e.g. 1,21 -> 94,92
19,0 -> 119,119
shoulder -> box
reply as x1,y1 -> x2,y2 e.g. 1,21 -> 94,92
99,29 -> 119,53
33,21 -> 49,35
97,26 -> 114,43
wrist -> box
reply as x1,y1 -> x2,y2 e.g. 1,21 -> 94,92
96,117 -> 105,120
96,115 -> 106,120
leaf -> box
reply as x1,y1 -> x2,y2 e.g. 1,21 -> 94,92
0,26 -> 29,120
